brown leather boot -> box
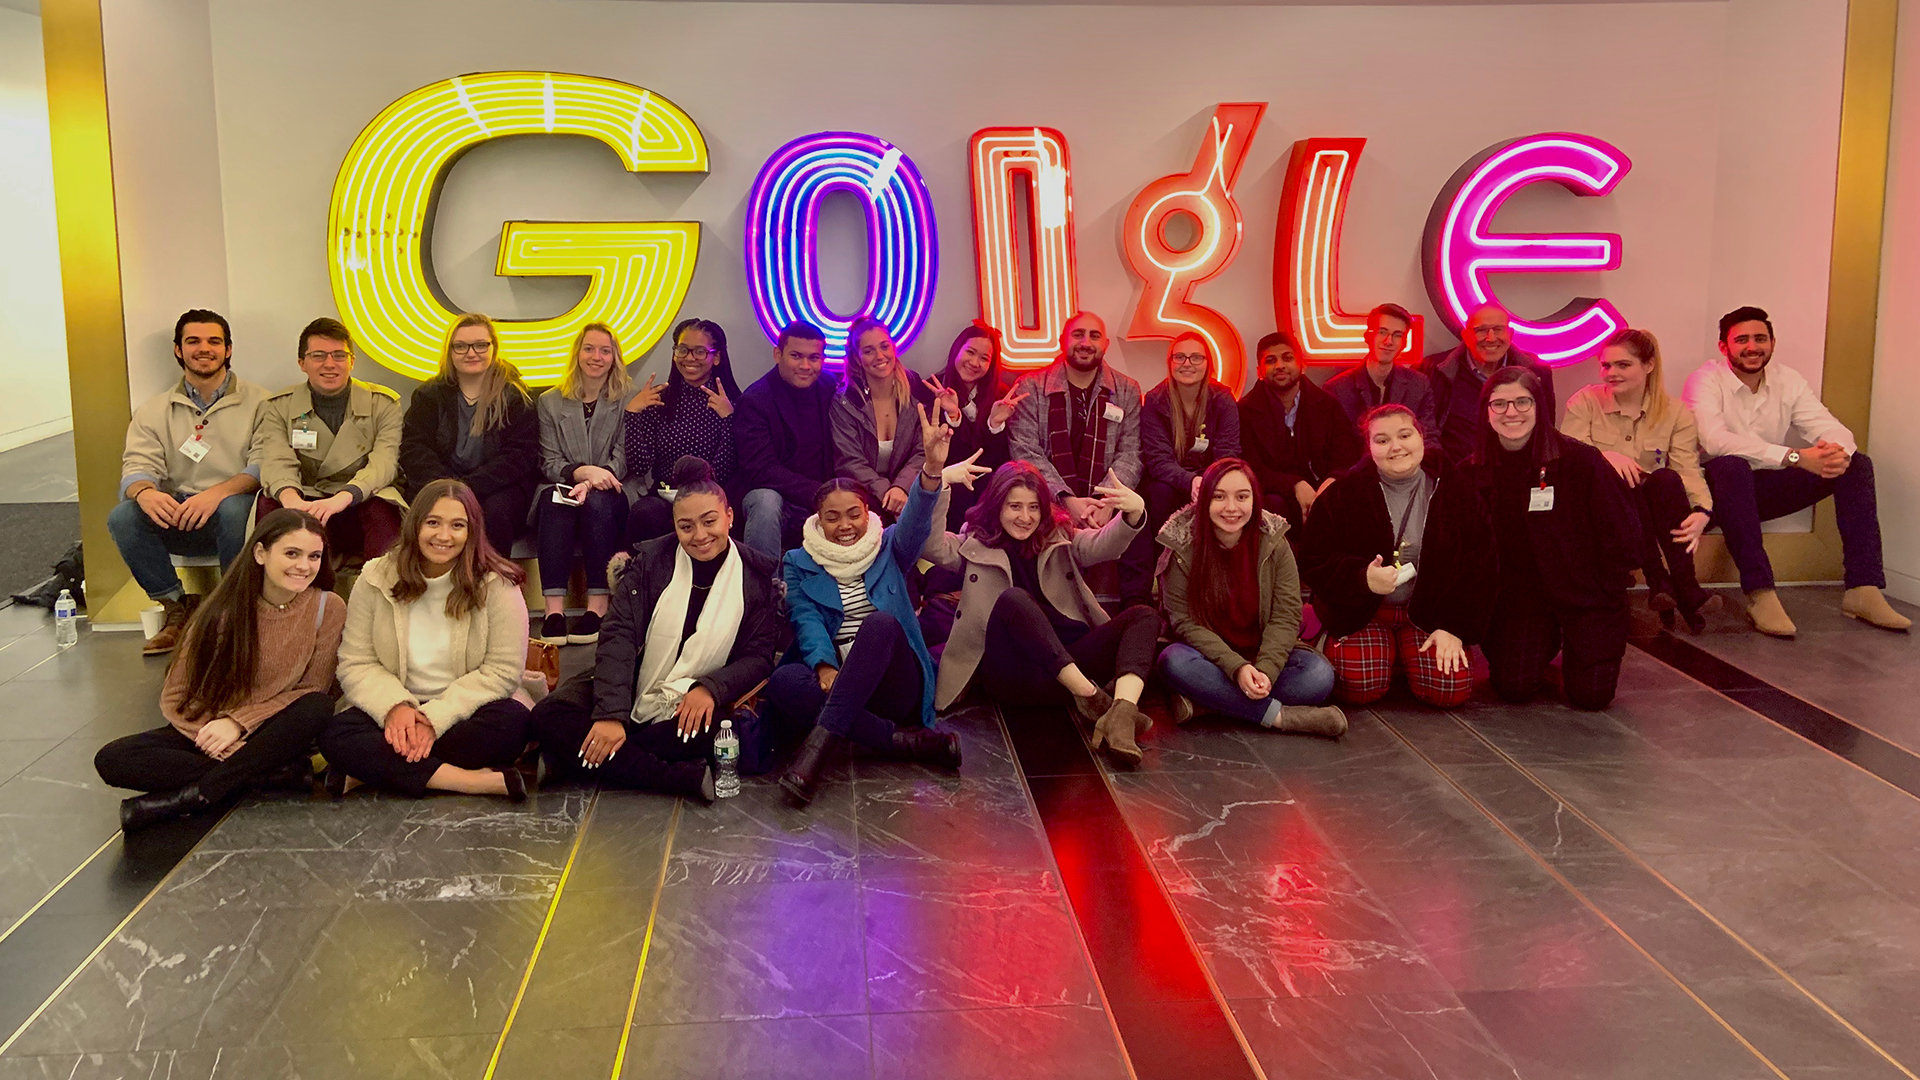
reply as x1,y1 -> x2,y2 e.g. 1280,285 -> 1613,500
142,598 -> 190,656
1270,704 -> 1349,738
1842,586 -> 1912,632
1746,589 -> 1797,638
1091,700 -> 1143,766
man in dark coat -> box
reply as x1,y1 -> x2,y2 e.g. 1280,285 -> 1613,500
1324,303 -> 1441,456
733,321 -> 839,560
1422,302 -> 1557,467
1237,331 -> 1361,528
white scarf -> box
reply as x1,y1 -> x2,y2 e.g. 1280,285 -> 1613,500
800,511 -> 885,583
631,542 -> 745,724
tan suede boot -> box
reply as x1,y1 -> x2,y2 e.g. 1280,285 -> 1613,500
1269,704 -> 1349,738
1072,685 -> 1114,725
1745,589 -> 1797,638
1168,694 -> 1196,726
1842,586 -> 1913,632
1092,700 -> 1144,765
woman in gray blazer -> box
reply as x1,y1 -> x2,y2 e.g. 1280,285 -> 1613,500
831,316 -> 938,522
534,323 -> 639,645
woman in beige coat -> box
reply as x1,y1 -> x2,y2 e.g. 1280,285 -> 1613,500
321,478 -> 532,799
923,460 -> 1159,764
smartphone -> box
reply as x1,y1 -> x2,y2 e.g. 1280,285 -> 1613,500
551,488 -> 583,507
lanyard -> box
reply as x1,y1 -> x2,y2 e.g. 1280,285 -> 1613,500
1391,474 -> 1433,564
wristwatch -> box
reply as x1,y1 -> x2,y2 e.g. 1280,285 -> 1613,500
1784,450 -> 1801,467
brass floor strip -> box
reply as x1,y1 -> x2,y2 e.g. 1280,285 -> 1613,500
608,798 -> 683,1080
482,790 -> 601,1080
1375,717 -> 1793,1080
0,832 -> 119,950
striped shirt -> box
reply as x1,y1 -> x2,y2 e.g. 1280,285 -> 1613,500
833,577 -> 877,661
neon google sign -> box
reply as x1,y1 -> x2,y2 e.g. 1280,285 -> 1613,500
330,71 -> 1631,387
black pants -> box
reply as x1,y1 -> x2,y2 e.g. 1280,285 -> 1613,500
1631,468 -> 1706,609
1483,592 -> 1629,711
319,698 -> 531,797
974,589 -> 1161,708
766,613 -> 925,753
93,692 -> 333,802
477,485 -> 533,559
536,487 -> 627,594
1704,453 -> 1885,592
1116,482 -> 1184,608
529,675 -> 713,795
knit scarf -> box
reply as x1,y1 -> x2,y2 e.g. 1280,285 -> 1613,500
801,511 -> 885,583
631,543 -> 744,724
1047,378 -> 1110,498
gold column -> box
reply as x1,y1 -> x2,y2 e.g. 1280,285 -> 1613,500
41,0 -> 133,613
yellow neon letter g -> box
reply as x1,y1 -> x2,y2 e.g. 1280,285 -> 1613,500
329,71 -> 707,384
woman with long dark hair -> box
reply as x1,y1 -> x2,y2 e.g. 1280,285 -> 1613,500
1562,328 -> 1716,631
1155,458 -> 1344,734
929,321 -> 1023,530
624,318 -> 742,544
1469,368 -> 1641,710
398,313 -> 540,554
923,459 -> 1161,764
832,316 -> 937,521
767,404 -> 990,804
530,457 -> 783,800
320,478 -> 533,798
1300,405 -> 1496,707
96,508 -> 345,829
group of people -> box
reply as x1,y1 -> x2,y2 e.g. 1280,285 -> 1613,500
92,299 -> 1908,830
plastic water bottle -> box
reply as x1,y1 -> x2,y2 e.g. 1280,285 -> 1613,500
53,590 -> 79,648
713,719 -> 741,799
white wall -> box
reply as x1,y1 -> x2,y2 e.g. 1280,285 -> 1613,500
99,0 -> 1847,418
1872,0 -> 1920,603
0,6 -> 71,452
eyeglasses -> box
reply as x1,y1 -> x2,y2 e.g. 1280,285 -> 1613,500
1170,353 -> 1210,367
1487,397 -> 1536,414
450,341 -> 493,355
672,345 -> 715,361
302,350 -> 351,363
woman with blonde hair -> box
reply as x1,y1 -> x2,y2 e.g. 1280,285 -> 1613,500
321,478 -> 533,799
534,322 -> 641,645
831,316 -> 937,521
1561,328 -> 1715,631
399,313 -> 540,554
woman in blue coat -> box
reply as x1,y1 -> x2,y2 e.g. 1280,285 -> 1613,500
768,403 -> 989,805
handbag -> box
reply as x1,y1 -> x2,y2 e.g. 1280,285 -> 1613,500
525,639 -> 561,698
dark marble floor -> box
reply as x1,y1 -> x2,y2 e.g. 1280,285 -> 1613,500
0,584 -> 1916,1079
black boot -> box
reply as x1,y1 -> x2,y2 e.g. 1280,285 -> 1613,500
779,726 -> 843,806
891,728 -> 962,770
119,785 -> 212,832
1661,539 -> 1713,633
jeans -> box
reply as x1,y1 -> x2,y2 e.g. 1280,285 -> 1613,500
536,487 -> 627,595
1704,453 -> 1885,592
742,487 -> 806,562
1157,642 -> 1335,726
107,491 -> 256,601
93,692 -> 332,801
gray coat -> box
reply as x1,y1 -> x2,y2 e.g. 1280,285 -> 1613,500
1008,358 -> 1143,496
535,387 -> 644,508
830,375 -> 937,505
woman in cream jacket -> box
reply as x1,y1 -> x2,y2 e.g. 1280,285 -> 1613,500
321,478 -> 532,799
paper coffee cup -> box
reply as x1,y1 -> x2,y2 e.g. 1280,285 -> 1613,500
139,605 -> 166,640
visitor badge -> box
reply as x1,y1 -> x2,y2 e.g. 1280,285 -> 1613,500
1529,486 -> 1555,512
1103,402 -> 1124,423
1191,435 -> 1210,453
290,425 -> 318,450
1652,448 -> 1666,468
179,435 -> 210,462
1394,562 -> 1417,586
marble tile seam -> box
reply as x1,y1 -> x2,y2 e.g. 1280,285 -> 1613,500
0,802 -> 240,1057
0,830 -> 118,951
482,789 -> 600,1080
607,798 -> 684,1080
1413,713 -> 1918,1080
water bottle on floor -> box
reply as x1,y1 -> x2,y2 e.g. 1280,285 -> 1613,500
53,589 -> 78,648
713,719 -> 740,799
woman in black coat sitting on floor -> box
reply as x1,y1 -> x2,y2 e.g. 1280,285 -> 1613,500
529,457 -> 782,800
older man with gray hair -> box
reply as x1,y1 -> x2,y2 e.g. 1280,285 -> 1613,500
1422,303 -> 1557,466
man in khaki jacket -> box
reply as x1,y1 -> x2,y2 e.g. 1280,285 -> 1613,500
252,317 -> 405,567
110,309 -> 266,654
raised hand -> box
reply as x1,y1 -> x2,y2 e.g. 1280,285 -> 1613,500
923,376 -> 961,424
942,449 -> 991,491
702,381 -> 733,418
917,401 -> 952,475
625,373 -> 663,413
988,389 -> 1028,430
1091,468 -> 1144,519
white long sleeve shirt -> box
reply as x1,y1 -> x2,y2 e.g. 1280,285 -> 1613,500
1681,358 -> 1856,470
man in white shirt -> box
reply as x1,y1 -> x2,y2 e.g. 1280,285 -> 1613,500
1683,306 -> 1907,636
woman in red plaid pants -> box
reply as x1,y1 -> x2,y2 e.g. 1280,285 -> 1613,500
1299,405 -> 1496,707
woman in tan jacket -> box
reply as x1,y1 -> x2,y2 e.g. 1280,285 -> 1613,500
96,508 -> 345,830
1561,328 -> 1716,631
320,478 -> 532,799
923,460 -> 1159,765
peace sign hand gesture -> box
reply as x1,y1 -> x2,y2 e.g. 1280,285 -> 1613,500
916,401 -> 952,475
702,381 -> 733,419
988,388 -> 1029,430
625,373 -> 663,413
1092,468 -> 1144,518
922,376 -> 961,425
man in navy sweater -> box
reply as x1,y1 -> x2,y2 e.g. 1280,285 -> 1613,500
734,321 -> 839,560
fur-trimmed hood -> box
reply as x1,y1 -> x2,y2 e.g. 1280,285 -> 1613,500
1154,504 -> 1288,558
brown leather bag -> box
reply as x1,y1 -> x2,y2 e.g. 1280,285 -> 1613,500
525,639 -> 561,695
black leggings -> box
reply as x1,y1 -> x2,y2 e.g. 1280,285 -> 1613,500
1630,468 -> 1706,609
477,486 -> 533,559
973,589 -> 1161,708
319,698 -> 531,797
528,676 -> 714,796
819,613 -> 926,750
1483,592 -> 1629,711
93,692 -> 333,802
